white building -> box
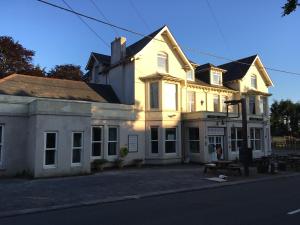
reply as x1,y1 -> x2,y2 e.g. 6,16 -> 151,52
0,25 -> 273,177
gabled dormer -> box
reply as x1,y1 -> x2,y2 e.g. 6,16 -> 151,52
195,63 -> 226,86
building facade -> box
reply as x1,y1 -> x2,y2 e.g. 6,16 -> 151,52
0,25 -> 273,177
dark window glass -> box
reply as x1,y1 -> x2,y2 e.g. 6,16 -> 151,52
72,149 -> 81,163
46,133 -> 56,149
151,127 -> 158,140
73,133 -> 82,148
150,82 -> 159,109
109,128 -> 117,141
237,128 -> 242,139
165,128 -> 176,140
92,143 -> 101,157
92,127 -> 102,142
45,150 -> 55,165
0,126 -> 2,143
108,142 -> 117,155
151,141 -> 158,154
165,141 -> 176,153
189,128 -> 199,140
189,141 -> 199,153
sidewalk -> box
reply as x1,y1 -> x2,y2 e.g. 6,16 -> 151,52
0,164 -> 298,218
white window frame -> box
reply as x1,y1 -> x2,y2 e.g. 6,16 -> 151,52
150,82 -> 159,109
211,71 -> 222,85
187,91 -> 196,112
71,132 -> 83,166
213,95 -> 220,112
188,127 -> 200,154
259,97 -> 266,115
251,74 -> 257,89
44,132 -> 57,169
221,96 -> 228,112
150,127 -> 159,155
108,126 -> 118,156
250,128 -> 263,151
164,127 -> 177,154
230,127 -> 242,152
0,125 -> 4,166
157,52 -> 168,73
91,126 -> 103,159
186,70 -> 194,81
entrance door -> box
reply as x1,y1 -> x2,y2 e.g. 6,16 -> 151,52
208,136 -> 224,161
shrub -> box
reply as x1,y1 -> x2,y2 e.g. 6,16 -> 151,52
92,159 -> 108,171
120,147 -> 129,158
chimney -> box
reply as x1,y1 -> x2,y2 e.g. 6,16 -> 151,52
111,37 -> 126,65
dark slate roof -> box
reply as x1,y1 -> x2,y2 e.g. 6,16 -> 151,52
219,55 -> 257,82
195,63 -> 216,72
0,74 -> 120,103
92,52 -> 111,65
188,78 -> 236,92
87,83 -> 120,103
125,25 -> 166,58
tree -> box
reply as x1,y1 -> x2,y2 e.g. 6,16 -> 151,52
47,64 -> 83,81
21,65 -> 46,77
282,0 -> 300,16
0,36 -> 35,77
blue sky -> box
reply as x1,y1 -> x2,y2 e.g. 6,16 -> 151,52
1,0 -> 299,103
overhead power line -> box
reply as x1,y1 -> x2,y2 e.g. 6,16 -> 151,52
37,0 -> 300,77
61,0 -> 109,48
89,0 -> 119,36
128,0 -> 151,32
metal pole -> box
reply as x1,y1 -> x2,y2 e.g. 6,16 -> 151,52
241,98 -> 249,176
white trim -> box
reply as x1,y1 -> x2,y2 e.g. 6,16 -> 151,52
91,126 -> 103,159
43,132 -> 58,169
71,132 -> 84,167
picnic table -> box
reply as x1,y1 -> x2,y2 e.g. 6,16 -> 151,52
204,160 -> 242,175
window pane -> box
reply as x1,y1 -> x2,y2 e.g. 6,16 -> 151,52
92,143 -> 101,157
255,128 -> 261,139
237,128 -> 242,139
255,140 -> 261,150
164,83 -> 177,110
250,140 -> 254,150
92,127 -> 102,142
187,70 -> 193,80
190,141 -> 199,153
231,140 -> 236,151
231,128 -> 235,139
46,133 -> 56,149
188,91 -> 195,112
237,140 -> 242,151
45,150 -> 55,165
151,141 -> 158,154
249,96 -> 256,114
108,142 -> 117,155
151,127 -> 158,140
0,126 -> 2,143
165,128 -> 176,140
109,128 -> 117,141
73,133 -> 82,148
213,95 -> 219,112
150,82 -> 159,109
250,128 -> 254,139
189,128 -> 199,140
157,53 -> 167,72
72,149 -> 81,163
165,141 -> 176,153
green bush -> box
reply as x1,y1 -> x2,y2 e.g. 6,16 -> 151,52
92,159 -> 108,171
120,147 -> 129,158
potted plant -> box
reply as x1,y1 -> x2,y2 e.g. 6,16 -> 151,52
92,159 -> 108,172
115,146 -> 129,169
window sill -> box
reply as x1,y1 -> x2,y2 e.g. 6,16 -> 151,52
43,165 -> 57,169
71,163 -> 82,167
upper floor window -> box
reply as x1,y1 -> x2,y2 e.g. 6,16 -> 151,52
251,75 -> 257,89
150,82 -> 159,109
211,71 -> 222,86
186,70 -> 194,81
221,96 -> 228,112
187,91 -> 196,112
164,83 -> 177,111
157,52 -> 168,73
213,95 -> 220,112
260,97 -> 266,115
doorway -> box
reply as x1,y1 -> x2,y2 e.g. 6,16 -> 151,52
208,136 -> 224,161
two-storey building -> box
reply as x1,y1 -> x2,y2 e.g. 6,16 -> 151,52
0,25 -> 273,177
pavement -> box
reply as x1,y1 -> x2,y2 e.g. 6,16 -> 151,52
0,164 -> 299,218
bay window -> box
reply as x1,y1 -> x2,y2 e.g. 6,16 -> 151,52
164,83 -> 177,110
187,91 -> 196,112
150,82 -> 159,109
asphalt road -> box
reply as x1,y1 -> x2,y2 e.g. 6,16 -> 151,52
1,176 -> 300,225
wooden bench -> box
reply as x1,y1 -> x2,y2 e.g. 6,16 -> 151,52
204,163 -> 217,173
227,164 -> 242,175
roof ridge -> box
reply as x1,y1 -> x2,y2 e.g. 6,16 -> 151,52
218,54 -> 258,67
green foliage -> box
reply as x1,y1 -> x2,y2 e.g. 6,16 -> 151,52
91,159 -> 107,171
120,147 -> 129,158
282,0 -> 300,16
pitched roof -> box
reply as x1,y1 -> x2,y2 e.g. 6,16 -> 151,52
188,78 -> 237,92
218,55 -> 257,82
92,52 -> 111,65
0,74 -> 120,103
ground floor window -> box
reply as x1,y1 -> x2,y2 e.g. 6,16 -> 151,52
72,132 -> 83,165
108,127 -> 118,156
0,125 -> 3,164
188,127 -> 200,153
250,128 -> 263,151
165,128 -> 176,153
150,127 -> 159,154
231,127 -> 242,152
44,132 -> 57,168
91,126 -> 103,158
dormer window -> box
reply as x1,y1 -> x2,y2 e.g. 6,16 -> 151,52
251,74 -> 257,89
211,71 -> 222,86
186,70 -> 194,81
157,52 -> 168,73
